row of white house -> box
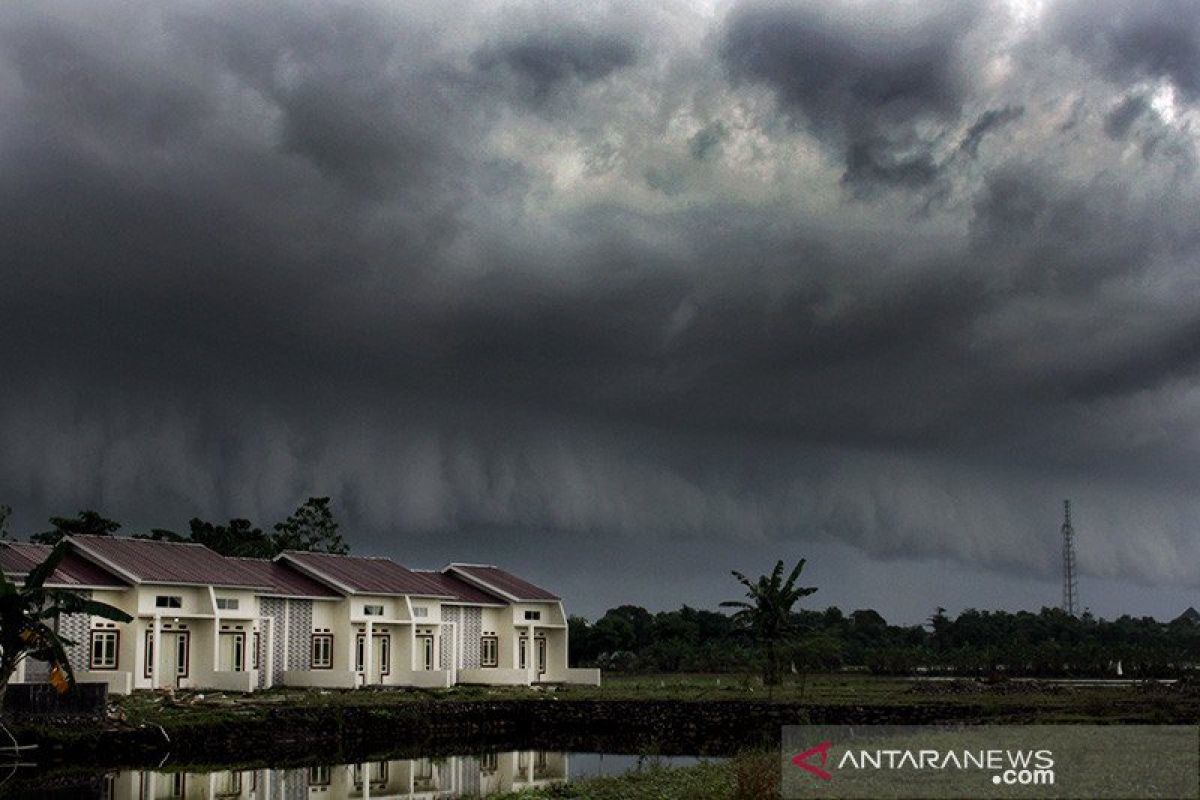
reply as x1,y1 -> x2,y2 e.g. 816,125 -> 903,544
104,750 -> 568,799
0,535 -> 599,694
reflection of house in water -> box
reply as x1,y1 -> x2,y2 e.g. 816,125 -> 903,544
101,751 -> 569,799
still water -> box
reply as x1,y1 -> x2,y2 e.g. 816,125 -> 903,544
14,751 -> 718,798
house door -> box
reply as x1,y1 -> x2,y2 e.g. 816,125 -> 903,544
218,632 -> 245,672
535,636 -> 547,676
418,635 -> 434,671
358,633 -> 391,681
148,631 -> 189,687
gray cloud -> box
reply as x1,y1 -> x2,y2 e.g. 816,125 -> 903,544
1050,0 -> 1200,99
2,0 -> 1200,620
720,0 -> 987,189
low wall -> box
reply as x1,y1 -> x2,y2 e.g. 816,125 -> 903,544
4,681 -> 108,717
193,670 -> 257,693
459,668 -> 529,686
75,670 -> 133,696
398,670 -> 452,689
561,667 -> 601,686
282,670 -> 357,689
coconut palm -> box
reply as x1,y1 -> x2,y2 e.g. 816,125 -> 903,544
0,541 -> 132,703
721,559 -> 818,686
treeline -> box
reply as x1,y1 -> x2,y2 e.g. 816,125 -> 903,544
0,498 -> 348,558
568,605 -> 1200,678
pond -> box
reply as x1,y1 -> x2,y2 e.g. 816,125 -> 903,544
3,750 -> 723,799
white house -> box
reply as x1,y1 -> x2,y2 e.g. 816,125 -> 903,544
0,535 -> 600,694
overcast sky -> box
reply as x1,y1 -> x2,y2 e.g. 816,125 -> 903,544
2,0 -> 1199,624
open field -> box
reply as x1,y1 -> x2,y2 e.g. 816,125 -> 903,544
101,671 -> 1200,727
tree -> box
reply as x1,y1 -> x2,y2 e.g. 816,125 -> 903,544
720,559 -> 818,686
31,510 -> 121,545
273,497 -> 347,555
188,517 -> 275,558
0,541 -> 132,702
0,505 -> 11,541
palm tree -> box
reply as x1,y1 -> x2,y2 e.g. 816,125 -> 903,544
0,541 -> 132,704
721,559 -> 818,686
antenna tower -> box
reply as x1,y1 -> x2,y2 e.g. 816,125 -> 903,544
1061,500 -> 1078,616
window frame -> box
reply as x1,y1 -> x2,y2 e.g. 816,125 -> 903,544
480,635 -> 499,668
89,629 -> 120,670
363,604 -> 384,617
155,595 -> 183,609
524,610 -> 542,621
215,597 -> 239,610
311,633 -> 333,669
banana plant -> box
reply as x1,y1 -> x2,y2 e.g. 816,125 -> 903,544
0,541 -> 132,703
721,559 -> 818,686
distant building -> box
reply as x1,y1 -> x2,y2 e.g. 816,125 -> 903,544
0,536 -> 599,694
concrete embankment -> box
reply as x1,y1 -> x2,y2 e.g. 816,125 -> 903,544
12,698 -> 994,767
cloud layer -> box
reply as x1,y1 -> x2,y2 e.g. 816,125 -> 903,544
2,0 -> 1199,617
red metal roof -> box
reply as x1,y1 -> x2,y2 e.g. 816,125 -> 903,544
280,551 -> 452,597
68,535 -> 270,588
446,564 -> 559,601
0,542 -> 127,588
230,558 -> 341,598
413,570 -> 507,605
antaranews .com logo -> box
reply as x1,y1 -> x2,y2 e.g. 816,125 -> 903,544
781,725 -> 1198,799
792,738 -> 1056,786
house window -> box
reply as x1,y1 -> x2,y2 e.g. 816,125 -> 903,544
480,752 -> 498,773
518,636 -> 527,670
480,636 -> 498,667
524,610 -> 541,621
155,595 -> 183,609
311,634 -> 333,669
412,606 -> 428,618
355,635 -> 365,672
252,633 -> 260,670
363,604 -> 384,616
215,597 -> 239,610
308,765 -> 331,787
232,634 -> 244,672
90,630 -> 119,670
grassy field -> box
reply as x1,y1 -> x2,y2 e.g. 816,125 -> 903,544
105,672 -> 1200,725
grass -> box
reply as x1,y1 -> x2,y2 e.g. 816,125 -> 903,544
106,672 -> 1200,728
487,751 -> 778,800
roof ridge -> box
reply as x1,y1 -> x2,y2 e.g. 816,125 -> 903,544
71,533 -> 208,548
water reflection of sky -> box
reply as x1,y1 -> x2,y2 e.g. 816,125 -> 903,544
90,751 -> 722,799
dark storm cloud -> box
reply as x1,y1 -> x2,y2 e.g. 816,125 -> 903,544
1103,93 -> 1151,139
1050,0 -> 1200,99
473,30 -> 638,107
720,0 -> 986,189
3,0 -> 1200,614
960,105 -> 1025,157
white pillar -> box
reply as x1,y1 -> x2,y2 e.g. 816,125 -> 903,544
365,620 -> 374,686
209,586 -> 221,675
526,624 -> 535,684
152,615 -> 163,689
